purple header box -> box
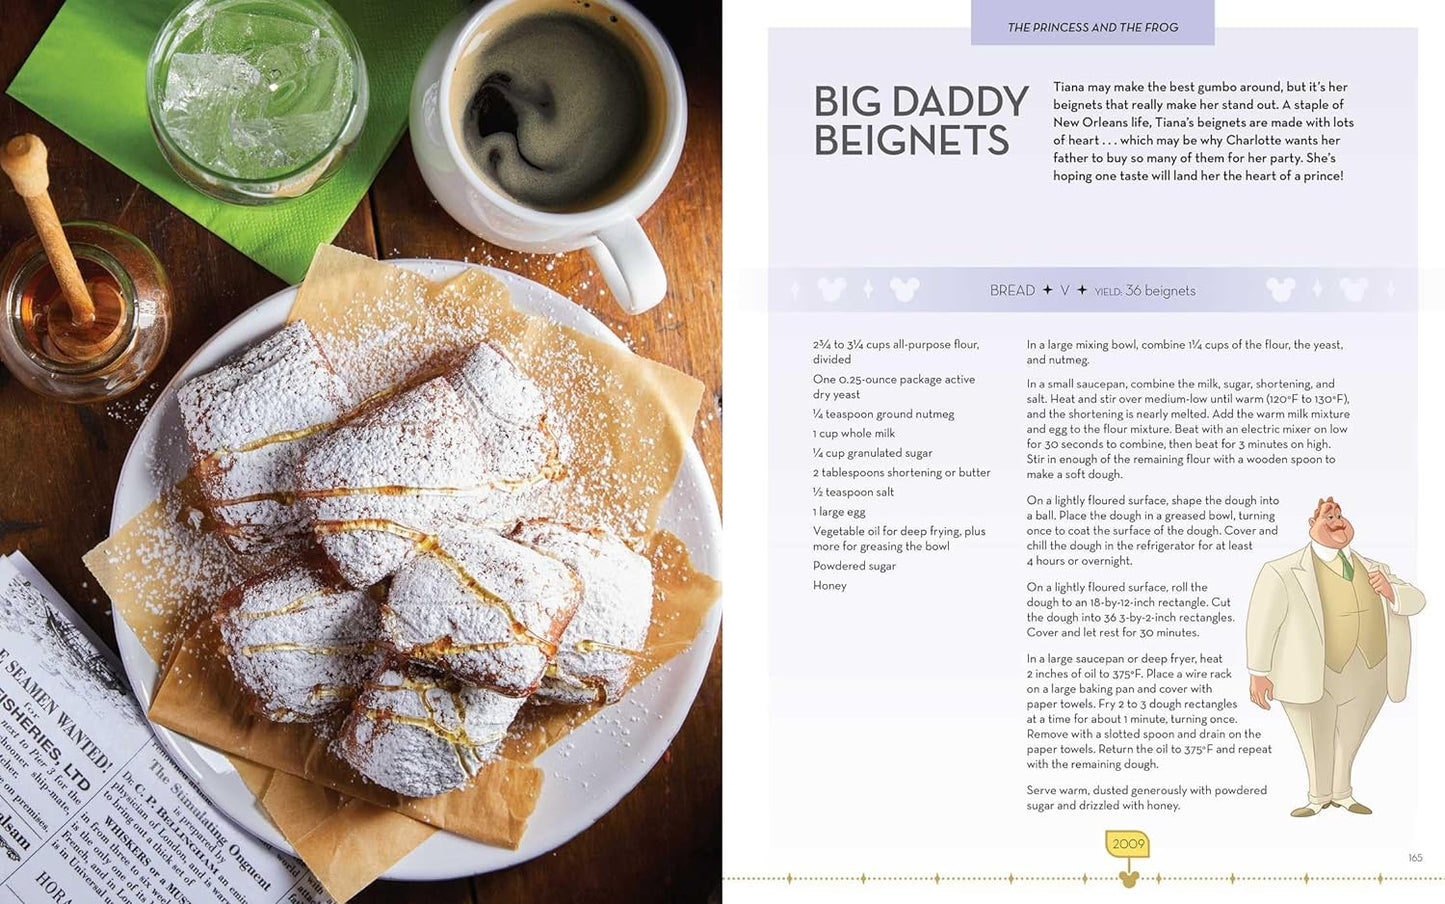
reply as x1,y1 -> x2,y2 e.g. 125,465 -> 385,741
972,0 -> 1214,45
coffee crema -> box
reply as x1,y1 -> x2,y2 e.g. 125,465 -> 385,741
451,8 -> 655,212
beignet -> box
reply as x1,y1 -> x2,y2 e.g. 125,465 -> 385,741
178,321 -> 354,564
297,346 -> 564,588
297,378 -> 493,588
444,343 -> 563,486
509,521 -> 653,704
213,558 -> 382,722
382,528 -> 582,695
332,662 -> 525,798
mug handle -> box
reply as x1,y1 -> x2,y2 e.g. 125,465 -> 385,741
589,220 -> 667,314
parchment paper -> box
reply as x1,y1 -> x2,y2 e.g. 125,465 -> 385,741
84,247 -> 721,901
232,762 -> 436,902
261,772 -> 438,902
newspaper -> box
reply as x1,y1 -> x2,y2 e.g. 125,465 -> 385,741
0,552 -> 330,904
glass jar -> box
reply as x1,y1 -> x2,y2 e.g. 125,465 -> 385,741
0,222 -> 172,404
145,0 -> 369,204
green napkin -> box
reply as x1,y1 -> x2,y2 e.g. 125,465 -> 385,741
7,0 -> 462,283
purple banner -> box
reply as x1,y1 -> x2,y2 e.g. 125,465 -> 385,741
768,267 -> 1415,314
972,0 -> 1215,45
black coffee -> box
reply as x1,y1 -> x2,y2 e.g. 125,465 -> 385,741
453,12 -> 651,212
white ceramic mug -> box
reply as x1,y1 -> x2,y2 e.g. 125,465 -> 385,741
410,0 -> 687,314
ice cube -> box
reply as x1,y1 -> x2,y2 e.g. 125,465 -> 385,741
161,52 -> 260,114
200,9 -> 318,57
161,53 -> 263,174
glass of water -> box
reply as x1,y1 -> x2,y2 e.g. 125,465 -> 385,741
146,0 -> 368,204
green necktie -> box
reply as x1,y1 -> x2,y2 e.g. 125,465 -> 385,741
1338,551 -> 1354,581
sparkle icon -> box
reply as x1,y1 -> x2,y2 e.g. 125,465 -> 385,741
863,279 -> 875,299
1311,279 -> 1323,299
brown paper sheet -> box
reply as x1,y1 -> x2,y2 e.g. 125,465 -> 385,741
260,772 -> 438,902
84,477 -> 250,665
232,757 -> 277,797
232,760 -> 438,903
84,248 -> 721,899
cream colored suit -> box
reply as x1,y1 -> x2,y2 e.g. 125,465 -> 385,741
1246,545 -> 1425,805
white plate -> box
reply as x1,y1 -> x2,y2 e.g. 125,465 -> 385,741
109,260 -> 722,881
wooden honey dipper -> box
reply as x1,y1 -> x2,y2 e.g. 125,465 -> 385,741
1,134 -> 126,362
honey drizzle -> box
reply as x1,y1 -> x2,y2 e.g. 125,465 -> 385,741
363,709 -> 507,751
574,638 -> 642,656
312,518 -> 557,654
540,664 -> 606,703
232,589 -> 327,619
241,640 -> 378,656
408,638 -> 524,656
197,381 -> 406,465
228,421 -> 335,455
364,676 -> 505,761
211,476 -> 543,509
201,396 -> 566,509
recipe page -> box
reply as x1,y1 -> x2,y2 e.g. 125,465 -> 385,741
723,0 -> 1442,897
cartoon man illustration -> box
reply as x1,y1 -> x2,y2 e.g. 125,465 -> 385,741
1245,497 -> 1425,817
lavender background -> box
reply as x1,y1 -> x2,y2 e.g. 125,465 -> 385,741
770,29 -> 1417,272
972,0 -> 1216,45
766,25 -> 1421,858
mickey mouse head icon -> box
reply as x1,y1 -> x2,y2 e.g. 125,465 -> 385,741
889,277 -> 920,302
1264,277 -> 1296,303
1339,277 -> 1369,303
817,277 -> 847,302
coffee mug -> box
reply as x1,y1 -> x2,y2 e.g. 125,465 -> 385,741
410,0 -> 687,314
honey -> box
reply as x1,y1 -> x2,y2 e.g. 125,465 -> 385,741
0,221 -> 171,403
17,259 -> 128,363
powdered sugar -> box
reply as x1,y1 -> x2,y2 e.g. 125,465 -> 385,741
510,521 -> 653,704
383,528 -> 581,695
214,559 -> 383,722
177,322 -> 354,564
106,255 -> 707,804
297,349 -> 565,588
332,663 -> 526,798
298,378 -> 492,586
444,344 -> 559,484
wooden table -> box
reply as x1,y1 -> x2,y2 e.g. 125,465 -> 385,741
0,2 -> 721,902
